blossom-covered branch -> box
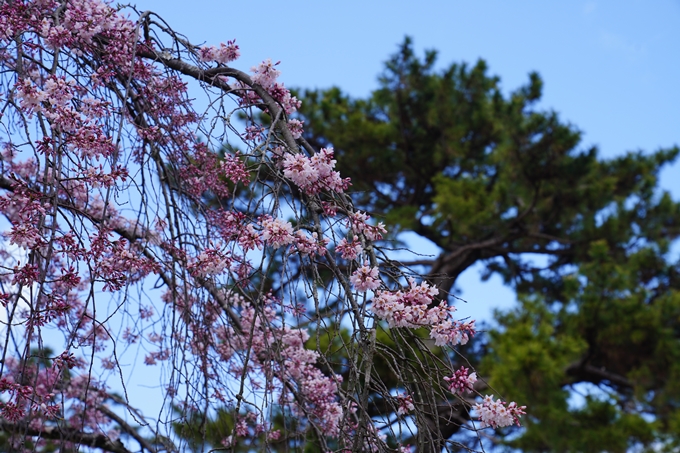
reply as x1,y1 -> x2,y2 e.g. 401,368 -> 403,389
0,1 -> 523,451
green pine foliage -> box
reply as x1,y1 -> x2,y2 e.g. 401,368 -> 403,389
293,37 -> 680,451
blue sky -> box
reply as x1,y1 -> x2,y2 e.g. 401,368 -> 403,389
132,0 -> 680,323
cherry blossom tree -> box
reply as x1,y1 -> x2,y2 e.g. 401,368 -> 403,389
0,1 -> 523,451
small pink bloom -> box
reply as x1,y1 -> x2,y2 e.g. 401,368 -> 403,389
396,393 -> 415,415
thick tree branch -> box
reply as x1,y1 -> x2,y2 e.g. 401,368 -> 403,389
565,362 -> 634,389
98,405 -> 163,453
0,421 -> 132,453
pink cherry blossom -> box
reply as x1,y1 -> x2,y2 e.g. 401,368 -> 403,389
336,237 -> 363,260
251,58 -> 281,88
350,263 -> 381,292
444,366 -> 477,394
474,395 -> 527,428
259,216 -> 295,248
198,40 -> 240,64
288,118 -> 304,139
396,393 -> 415,415
282,148 -> 350,195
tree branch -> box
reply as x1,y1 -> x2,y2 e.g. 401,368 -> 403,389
565,362 -> 634,389
98,405 -> 164,453
0,421 -> 132,453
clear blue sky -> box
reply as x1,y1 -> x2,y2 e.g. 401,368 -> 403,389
132,0 -> 680,323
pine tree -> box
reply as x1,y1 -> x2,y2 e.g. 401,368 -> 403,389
295,37 -> 680,451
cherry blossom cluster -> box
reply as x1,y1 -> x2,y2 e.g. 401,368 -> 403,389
371,278 -> 476,346
219,411 -> 281,447
259,215 -> 295,248
251,59 -> 281,88
231,58 -> 301,117
92,235 -> 159,291
287,118 -> 305,139
178,144 -> 250,199
0,0 -> 379,449
198,40 -> 240,64
0,185 -> 48,250
349,210 -> 387,241
0,0 -> 277,445
396,393 -> 415,415
350,262 -> 381,292
0,0 -> 524,449
138,287 -> 349,441
232,297 -> 344,437
15,76 -> 118,159
430,318 -> 476,347
474,395 -> 527,429
207,209 -> 263,252
257,215 -> 328,254
282,147 -> 350,195
188,248 -> 231,277
180,210 -> 329,287
293,229 -> 328,255
335,237 -> 363,260
0,374 -> 53,422
444,366 -> 477,394
0,356 -> 113,437
257,71 -> 301,116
